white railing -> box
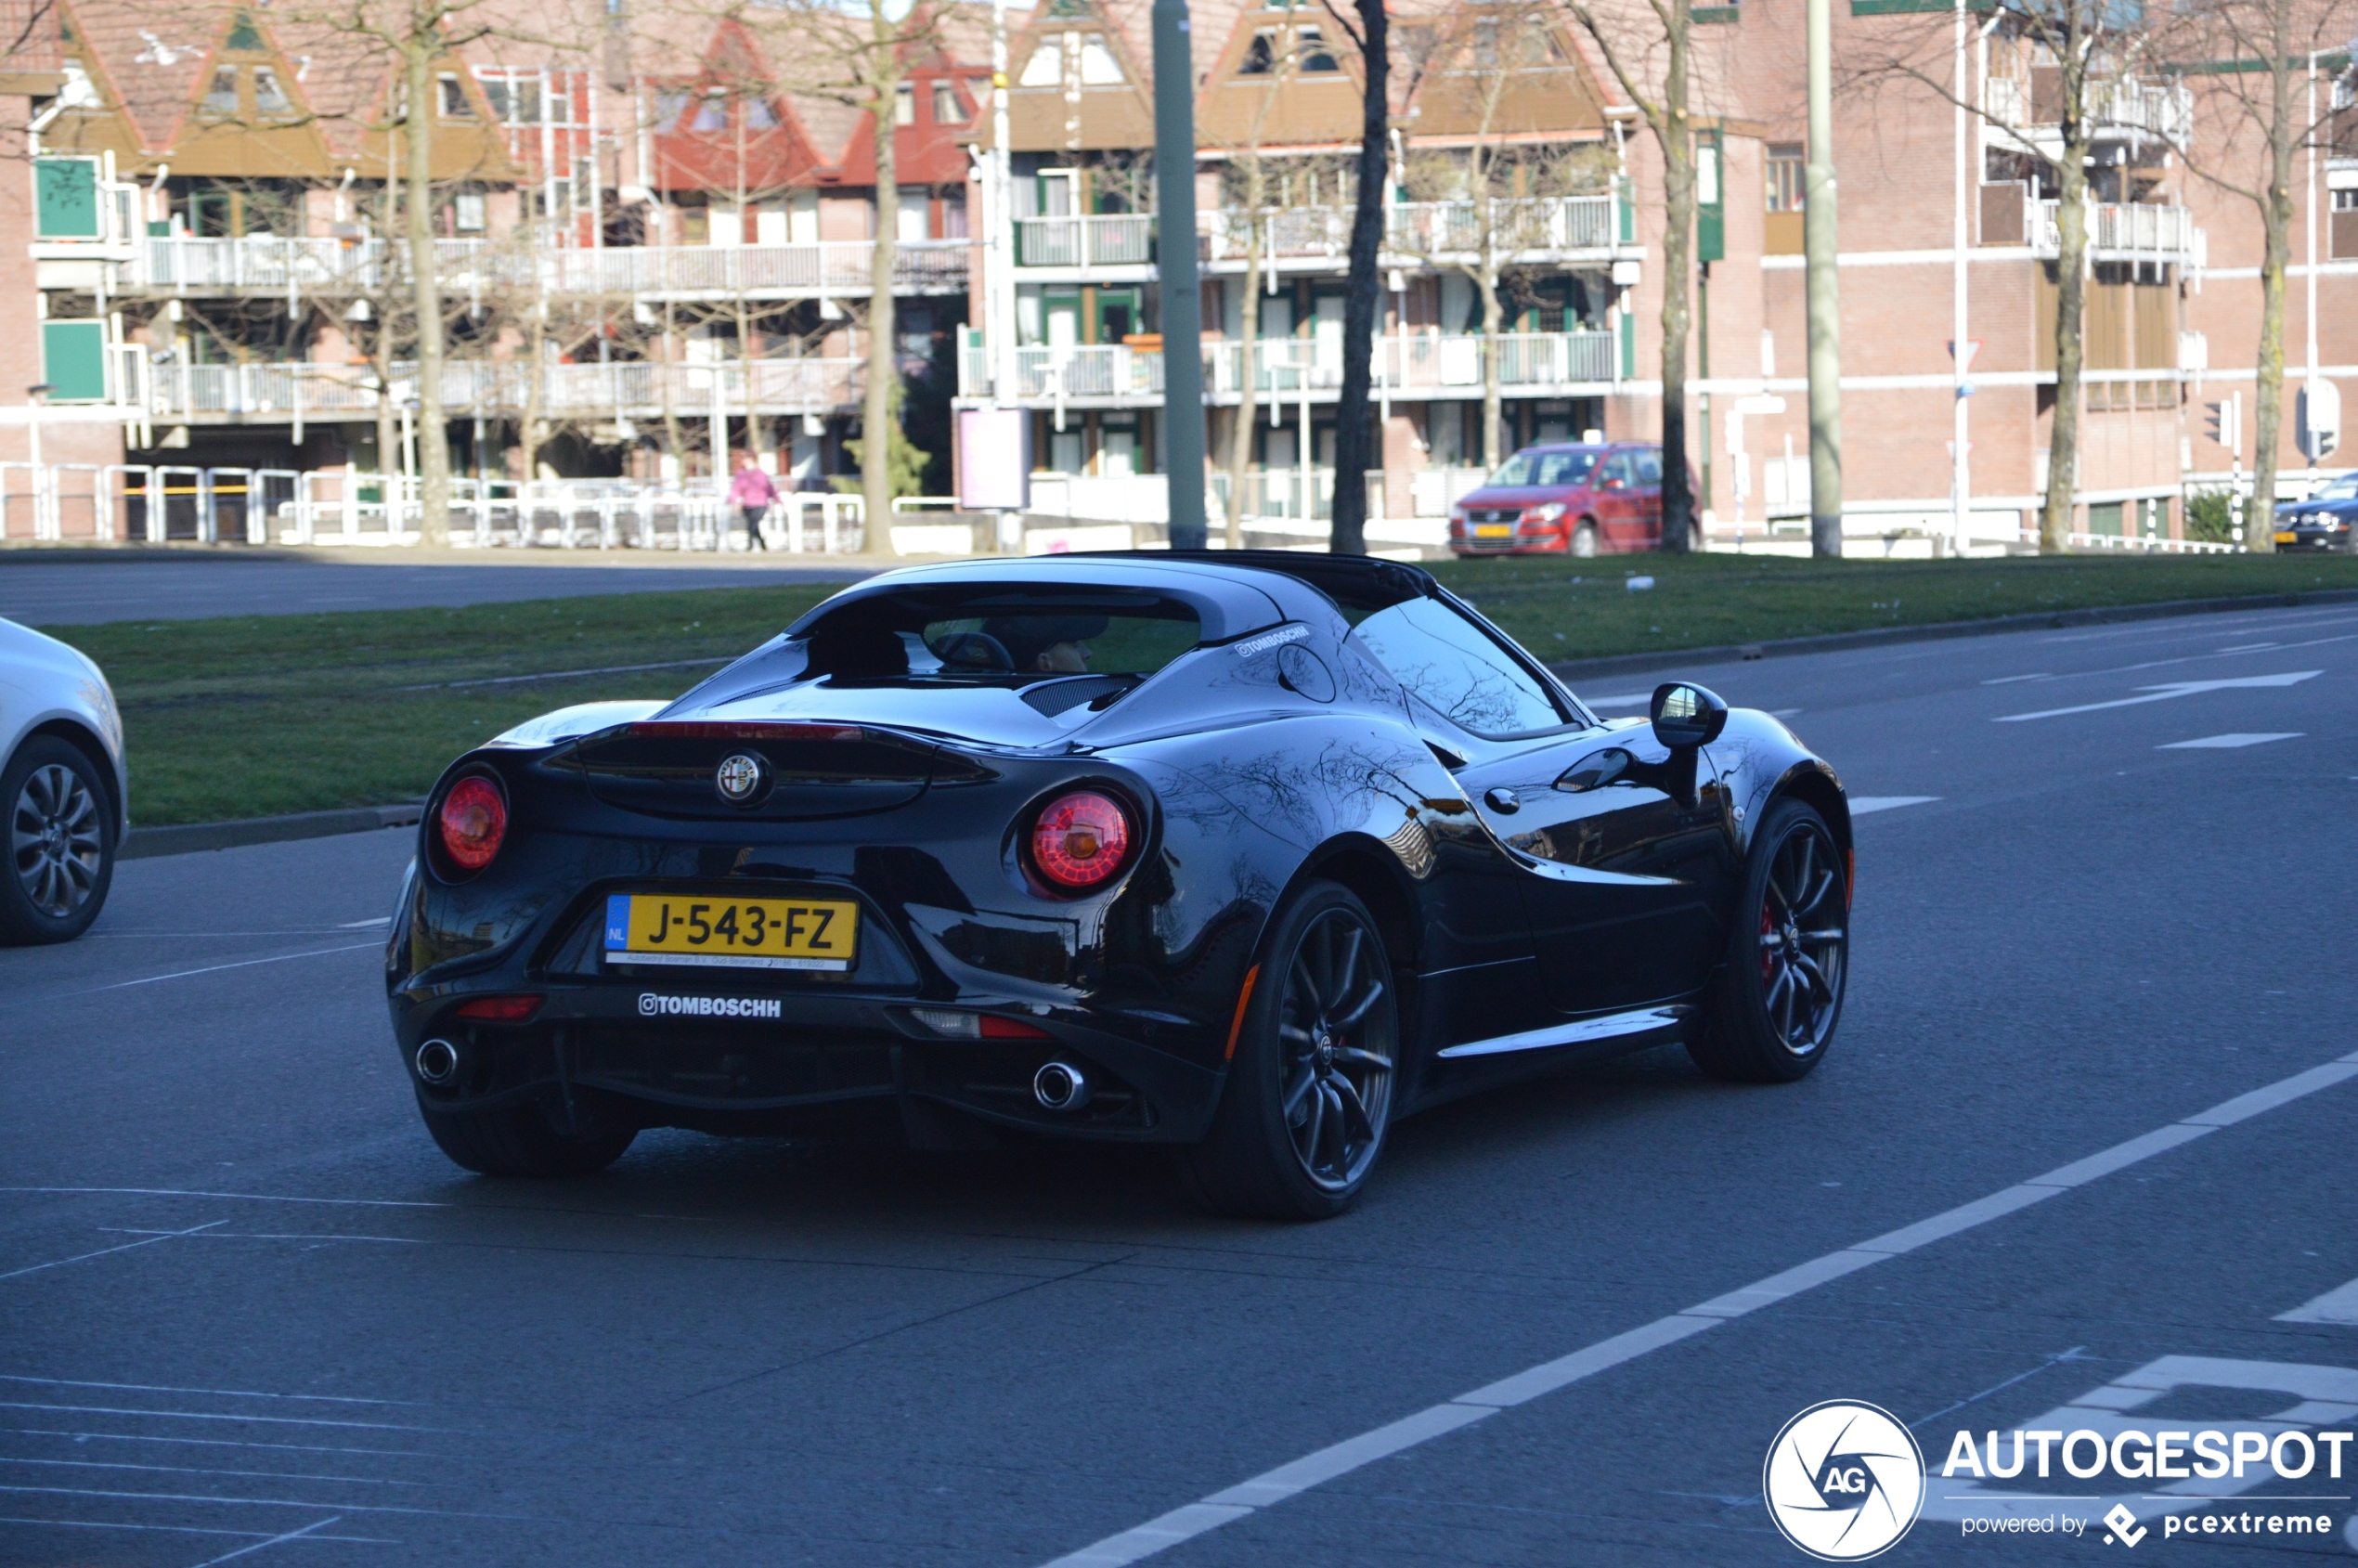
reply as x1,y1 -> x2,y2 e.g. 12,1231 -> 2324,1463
131,237 -> 967,296
1981,76 -> 2191,143
971,330 -> 1616,403
1015,214 -> 1156,267
139,356 -> 866,423
2028,201 -> 2197,257
1198,195 -> 1622,265
2068,532 -> 2236,554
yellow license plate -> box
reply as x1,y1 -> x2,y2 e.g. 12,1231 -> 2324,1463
604,893 -> 858,971
2275,531 -> 2299,543
1474,524 -> 1513,538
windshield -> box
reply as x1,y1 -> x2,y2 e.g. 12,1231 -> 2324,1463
797,586 -> 1202,689
2308,474 -> 2358,502
1486,448 -> 1599,489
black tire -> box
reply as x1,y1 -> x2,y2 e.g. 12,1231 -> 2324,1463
415,1091 -> 637,1177
1689,799 -> 1848,1083
1184,881 -> 1399,1220
1,735 -> 115,946
1571,521 -> 1600,558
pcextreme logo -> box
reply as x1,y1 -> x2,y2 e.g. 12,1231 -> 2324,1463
1764,1401 -> 1927,1561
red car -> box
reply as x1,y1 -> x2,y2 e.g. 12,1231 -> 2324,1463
1446,442 -> 1696,558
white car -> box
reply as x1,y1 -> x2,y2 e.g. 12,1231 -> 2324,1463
0,616 -> 128,942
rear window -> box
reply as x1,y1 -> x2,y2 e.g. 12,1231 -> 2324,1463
1486,448 -> 1598,488
800,586 -> 1202,687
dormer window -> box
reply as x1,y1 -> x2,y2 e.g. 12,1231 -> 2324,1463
1299,27 -> 1338,71
437,73 -> 473,119
1079,38 -> 1123,84
202,66 -> 239,114
692,91 -> 725,131
1239,32 -> 1276,73
746,97 -> 778,129
253,66 -> 293,117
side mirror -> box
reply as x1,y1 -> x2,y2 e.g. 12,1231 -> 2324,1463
1651,682 -> 1728,750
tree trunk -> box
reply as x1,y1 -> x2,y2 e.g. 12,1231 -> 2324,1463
1479,249 -> 1503,468
659,300 -> 688,483
519,305 -> 546,496
863,26 -> 900,553
2248,32 -> 2294,554
1327,0 -> 1387,555
2040,124 -> 2091,553
1657,28 -> 1696,556
1226,192 -> 1262,548
403,31 -> 451,546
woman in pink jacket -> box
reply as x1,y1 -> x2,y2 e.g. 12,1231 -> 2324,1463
728,455 -> 780,550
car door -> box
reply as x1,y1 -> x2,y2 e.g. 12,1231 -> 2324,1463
1349,597 -> 1729,1018
1632,447 -> 1665,545
1593,451 -> 1639,546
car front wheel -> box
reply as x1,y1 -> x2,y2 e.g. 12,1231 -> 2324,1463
1185,881 -> 1399,1220
2,736 -> 115,945
1689,799 -> 1847,1083
1571,521 -> 1600,557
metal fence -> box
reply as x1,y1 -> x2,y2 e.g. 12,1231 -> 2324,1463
130,237 -> 969,297
142,357 -> 867,423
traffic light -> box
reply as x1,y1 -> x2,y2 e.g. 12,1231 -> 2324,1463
2205,393 -> 2242,458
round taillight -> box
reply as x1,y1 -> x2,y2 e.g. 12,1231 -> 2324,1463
1030,791 -> 1132,890
437,775 -> 507,873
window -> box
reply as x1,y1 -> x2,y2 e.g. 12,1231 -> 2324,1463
1019,43 -> 1062,86
894,82 -> 915,124
1634,449 -> 1664,486
654,89 -> 687,128
746,97 -> 777,129
1079,38 -> 1124,84
1351,597 -> 1566,738
1766,143 -> 1804,212
1239,30 -> 1276,72
453,191 -> 486,232
796,587 -> 1203,692
480,75 -> 512,120
1299,27 -> 1339,71
202,66 -> 239,114
933,79 -> 967,123
1486,448 -> 1597,487
548,81 -> 573,124
692,92 -> 725,131
251,66 -> 292,117
941,190 -> 968,238
438,73 -> 473,118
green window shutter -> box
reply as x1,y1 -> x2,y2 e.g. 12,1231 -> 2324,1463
36,159 -> 101,240
1618,312 -> 1635,380
1615,176 -> 1635,245
42,320 -> 110,401
1696,130 -> 1725,265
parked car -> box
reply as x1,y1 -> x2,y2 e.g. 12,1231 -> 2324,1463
0,617 -> 127,943
2273,473 -> 2358,551
1448,442 -> 1702,557
387,552 -> 1850,1218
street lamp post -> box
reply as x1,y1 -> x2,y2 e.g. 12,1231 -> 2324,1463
1805,0 -> 1845,558
1151,0 -> 1207,551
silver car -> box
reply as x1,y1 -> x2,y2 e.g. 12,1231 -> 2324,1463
0,617 -> 128,942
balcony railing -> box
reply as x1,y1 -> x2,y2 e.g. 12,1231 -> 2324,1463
1983,75 -> 2193,143
1014,214 -> 1157,267
2028,200 -> 2198,258
1196,195 -> 1623,265
142,357 -> 865,422
132,237 -> 969,296
967,330 -> 1619,402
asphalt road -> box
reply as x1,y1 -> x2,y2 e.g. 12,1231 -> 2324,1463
0,555 -> 869,627
4,602 -> 2356,1567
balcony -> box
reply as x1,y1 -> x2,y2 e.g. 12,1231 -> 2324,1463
140,357 -> 865,424
964,330 -> 1619,405
127,237 -> 970,299
2028,200 -> 2199,262
1010,195 -> 1630,273
1982,74 -> 2193,144
1014,214 -> 1157,268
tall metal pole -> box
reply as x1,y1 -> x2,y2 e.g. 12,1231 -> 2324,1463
1151,0 -> 1207,550
1804,0 -> 1845,557
990,0 -> 1023,553
2304,50 -> 2319,491
1950,0 -> 1969,558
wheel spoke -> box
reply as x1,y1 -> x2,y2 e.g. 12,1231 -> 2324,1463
1289,955 -> 1325,1018
1793,952 -> 1834,1002
1282,1064 -> 1318,1119
1330,1045 -> 1393,1073
1328,981 -> 1384,1031
1318,1082 -> 1347,1168
1300,1080 -> 1328,1164
1797,927 -> 1845,946
1330,1075 -> 1374,1143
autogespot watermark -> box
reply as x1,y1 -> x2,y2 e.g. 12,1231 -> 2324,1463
1937,1427 -> 2352,1548
1764,1401 -> 1927,1561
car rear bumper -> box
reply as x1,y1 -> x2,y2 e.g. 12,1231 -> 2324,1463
392,980 -> 1224,1145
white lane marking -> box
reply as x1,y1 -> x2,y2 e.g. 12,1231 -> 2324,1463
81,942 -> 383,993
0,1481 -> 525,1522
0,1516 -> 389,1545
4,1427 -> 438,1460
1035,1048 -> 2358,1568
0,1403 -> 440,1433
0,1186 -> 451,1211
1982,672 -> 2053,684
0,1221 -> 227,1283
0,1375 -> 420,1408
336,916 -> 391,929
3,1455 -> 427,1487
2276,1275 -> 2358,1325
1995,670 -> 2322,722
1848,796 -> 1939,816
2158,732 -> 2303,749
100,1228 -> 426,1247
186,1514 -> 346,1568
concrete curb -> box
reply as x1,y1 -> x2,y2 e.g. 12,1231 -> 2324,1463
123,803 -> 422,862
1544,587 -> 2358,683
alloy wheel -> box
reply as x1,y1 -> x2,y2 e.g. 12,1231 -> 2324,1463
12,763 -> 104,920
1275,907 -> 1395,1191
1756,823 -> 1846,1055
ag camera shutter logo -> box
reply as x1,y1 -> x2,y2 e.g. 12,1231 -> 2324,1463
1764,1400 -> 1925,1561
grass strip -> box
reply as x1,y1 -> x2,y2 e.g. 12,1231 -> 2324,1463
32,552 -> 2358,826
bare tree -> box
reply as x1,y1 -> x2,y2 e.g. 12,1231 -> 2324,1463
2156,0 -> 2355,551
1320,0 -> 1388,554
1565,0 -> 1699,551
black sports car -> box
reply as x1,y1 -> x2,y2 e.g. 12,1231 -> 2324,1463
387,552 -> 1850,1218
2273,473 -> 2358,551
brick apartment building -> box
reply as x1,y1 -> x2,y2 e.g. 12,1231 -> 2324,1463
3,0 -> 2352,547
